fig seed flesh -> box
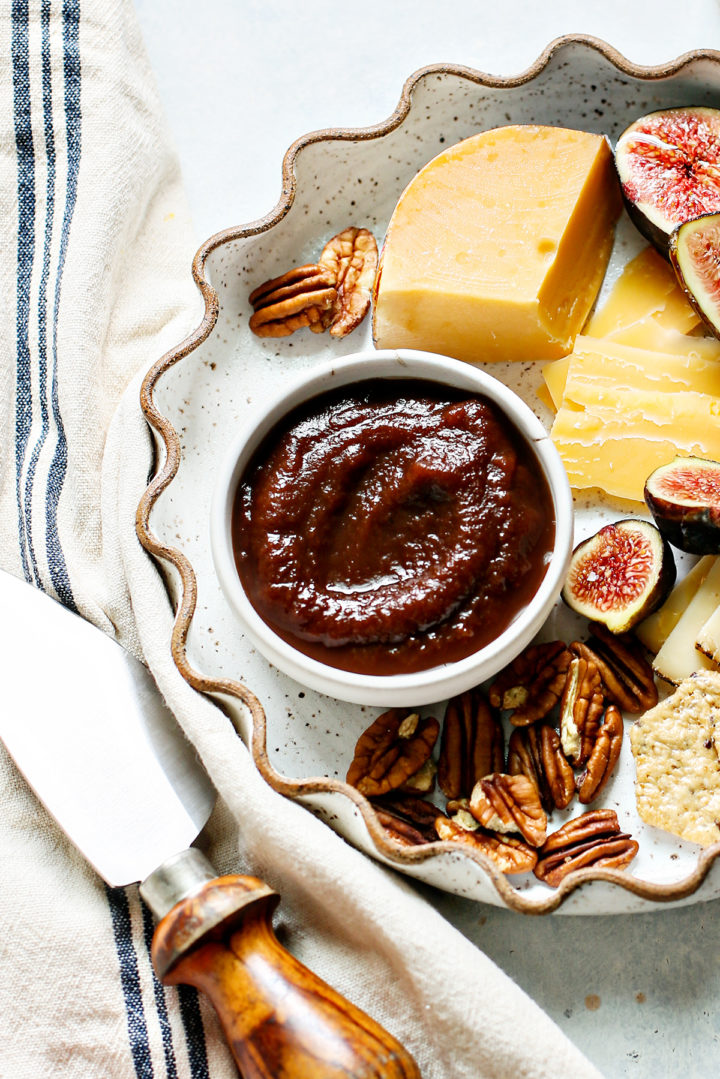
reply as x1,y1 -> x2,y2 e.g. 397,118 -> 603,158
669,213 -> 720,338
562,519 -> 676,633
615,107 -> 720,254
645,455 -> 720,554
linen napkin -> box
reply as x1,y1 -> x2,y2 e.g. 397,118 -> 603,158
0,2 -> 604,1077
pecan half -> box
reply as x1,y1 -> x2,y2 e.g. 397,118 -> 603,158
435,816 -> 538,874
507,725 -> 575,812
346,710 -> 440,797
488,641 -> 572,726
468,773 -> 547,847
438,689 -> 504,800
373,810 -> 427,846
249,264 -> 337,337
571,623 -> 658,714
318,226 -> 378,337
559,655 -> 605,767
577,703 -> 624,805
399,757 -> 436,795
534,809 -> 639,887
371,794 -> 444,846
445,797 -> 481,832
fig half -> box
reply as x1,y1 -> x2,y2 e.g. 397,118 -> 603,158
644,455 -> 720,554
669,212 -> 720,338
615,106 -> 720,254
562,519 -> 676,633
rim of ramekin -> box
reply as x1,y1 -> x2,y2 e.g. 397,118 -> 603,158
210,349 -> 573,706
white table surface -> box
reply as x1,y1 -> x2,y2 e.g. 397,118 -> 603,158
134,2 -> 720,1075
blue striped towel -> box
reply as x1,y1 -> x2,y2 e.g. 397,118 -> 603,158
0,3 -> 605,1077
1,1 -> 234,1074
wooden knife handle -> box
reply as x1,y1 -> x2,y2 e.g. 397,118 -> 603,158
151,874 -> 421,1078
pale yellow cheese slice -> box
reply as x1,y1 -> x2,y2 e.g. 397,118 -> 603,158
373,126 -> 621,363
563,340 -> 720,404
542,334 -> 720,415
651,559 -> 720,684
550,425 -> 682,504
535,380 -> 555,413
637,556 -> 716,654
697,605 -> 720,665
607,320 -> 720,360
550,391 -> 720,502
540,244 -> 706,413
541,356 -> 571,411
586,245 -> 701,337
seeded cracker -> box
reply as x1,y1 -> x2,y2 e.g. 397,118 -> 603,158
630,669 -> 720,846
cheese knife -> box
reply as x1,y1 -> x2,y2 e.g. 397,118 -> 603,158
0,570 -> 419,1078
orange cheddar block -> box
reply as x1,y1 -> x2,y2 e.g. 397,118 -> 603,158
373,126 -> 621,363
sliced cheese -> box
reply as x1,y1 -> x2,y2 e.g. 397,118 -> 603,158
564,337 -> 720,403
542,327 -> 720,414
535,380 -> 555,412
607,319 -> 720,360
697,600 -> 720,664
541,356 -> 571,411
586,245 -> 701,337
551,391 -> 720,502
373,126 -> 621,363
636,556 -> 716,653
549,331 -> 720,500
550,423 -> 679,504
652,559 -> 720,684
697,608 -> 720,663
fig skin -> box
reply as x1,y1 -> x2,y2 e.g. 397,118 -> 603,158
562,519 -> 676,634
644,455 -> 720,555
614,106 -> 720,256
669,213 -> 720,340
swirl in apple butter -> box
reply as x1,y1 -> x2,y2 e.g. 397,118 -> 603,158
232,380 -> 555,676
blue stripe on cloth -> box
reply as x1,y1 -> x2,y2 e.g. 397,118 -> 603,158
140,894 -> 211,1078
11,0 -> 35,585
178,986 -> 211,1079
22,0 -> 58,588
44,0 -> 82,610
140,898 -> 179,1079
106,885 -> 154,1079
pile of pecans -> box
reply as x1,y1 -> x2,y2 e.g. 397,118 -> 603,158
345,622 -> 653,886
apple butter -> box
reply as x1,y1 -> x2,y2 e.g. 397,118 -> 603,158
232,380 -> 555,676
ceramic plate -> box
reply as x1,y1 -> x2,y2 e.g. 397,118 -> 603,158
138,36 -> 720,914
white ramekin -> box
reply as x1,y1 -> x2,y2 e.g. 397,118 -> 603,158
210,349 -> 573,706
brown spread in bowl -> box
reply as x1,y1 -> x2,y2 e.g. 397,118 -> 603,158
232,379 -> 555,676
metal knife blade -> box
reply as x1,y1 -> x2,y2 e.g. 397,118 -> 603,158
0,569 -> 215,887
0,569 -> 421,1077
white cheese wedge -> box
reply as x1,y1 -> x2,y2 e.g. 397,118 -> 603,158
652,559 -> 720,683
636,556 -> 716,654
696,602 -> 720,664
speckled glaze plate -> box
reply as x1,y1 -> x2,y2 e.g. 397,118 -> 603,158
138,36 -> 720,914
